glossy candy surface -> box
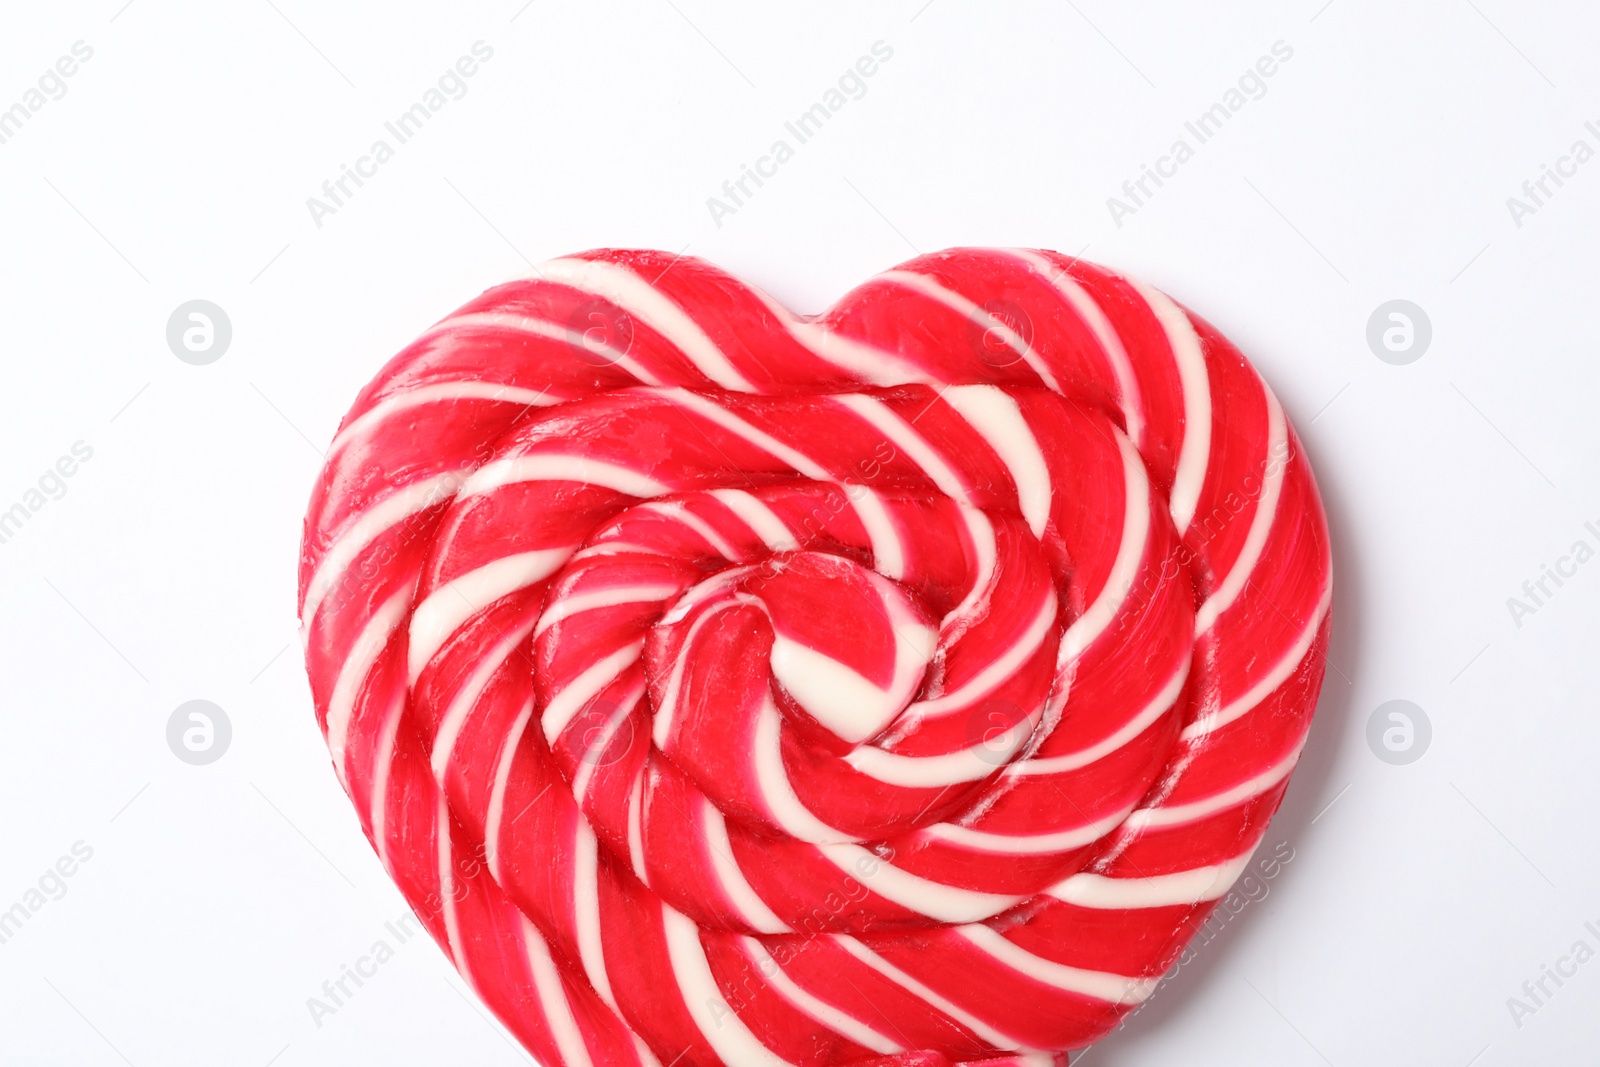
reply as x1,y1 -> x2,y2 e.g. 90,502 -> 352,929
299,248 -> 1332,1066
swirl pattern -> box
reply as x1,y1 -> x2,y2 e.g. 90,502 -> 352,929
299,248 -> 1332,1065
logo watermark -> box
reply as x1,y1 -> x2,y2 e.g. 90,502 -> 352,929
566,299 -> 634,368
1366,699 -> 1430,765
1366,300 -> 1431,365
967,300 -> 1033,369
964,698 -> 1034,767
167,700 -> 232,765
166,300 -> 232,365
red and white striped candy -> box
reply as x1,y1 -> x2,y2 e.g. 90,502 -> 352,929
299,248 -> 1331,1065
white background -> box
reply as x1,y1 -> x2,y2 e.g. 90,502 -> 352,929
1,1 -> 1597,1064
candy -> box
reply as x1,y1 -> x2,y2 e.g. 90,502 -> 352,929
299,248 -> 1332,1065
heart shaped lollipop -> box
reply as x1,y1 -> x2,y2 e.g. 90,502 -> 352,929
299,248 -> 1331,1065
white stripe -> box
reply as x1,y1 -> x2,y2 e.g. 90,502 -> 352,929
1127,738 -> 1306,830
523,918 -> 596,1067
1181,581 -> 1331,741
1195,389 -> 1287,633
647,500 -> 741,560
1009,662 -> 1188,776
770,635 -> 909,745
932,506 -> 997,650
738,937 -> 903,1054
409,548 -> 570,683
1047,849 -> 1255,909
429,617 -> 539,781
535,583 -> 681,638
846,486 -> 905,580
1130,278 -> 1210,534
771,581 -> 935,745
955,925 -> 1156,1006
1059,433 -> 1149,662
630,1035 -> 664,1067
542,640 -> 646,743
845,739 -> 1027,789
483,696 -> 537,882
627,769 -> 649,886
464,453 -> 670,499
710,489 -> 797,551
571,680 -> 643,799
326,588 -> 411,769
537,257 -> 758,391
428,310 -> 664,385
662,388 -> 831,480
656,567 -> 746,626
702,800 -> 790,934
651,600 -> 735,749
661,906 -> 794,1067
301,471 -> 464,627
879,269 -> 1063,393
742,283 -> 931,387
908,590 -> 1058,718
368,688 -> 407,870
833,936 -> 1025,1051
573,822 -> 620,1010
437,794 -> 465,971
921,803 -> 1133,855
819,845 -> 1023,923
793,317 -> 932,385
329,381 -> 554,456
753,698 -> 857,843
570,541 -> 650,561
834,394 -> 973,506
940,385 -> 1052,538
1011,250 -> 1145,446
